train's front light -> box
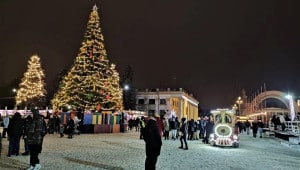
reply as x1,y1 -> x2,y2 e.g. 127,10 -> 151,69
233,135 -> 238,140
214,124 -> 232,138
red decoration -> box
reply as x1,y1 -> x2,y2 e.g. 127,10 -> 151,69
99,55 -> 102,61
106,95 -> 110,100
89,52 -> 93,59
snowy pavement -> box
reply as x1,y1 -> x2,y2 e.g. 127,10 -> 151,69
0,131 -> 299,170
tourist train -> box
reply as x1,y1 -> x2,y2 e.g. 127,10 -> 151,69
209,109 -> 240,148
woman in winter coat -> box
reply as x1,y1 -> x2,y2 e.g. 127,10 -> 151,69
27,109 -> 46,170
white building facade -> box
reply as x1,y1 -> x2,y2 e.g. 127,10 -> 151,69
135,88 -> 199,120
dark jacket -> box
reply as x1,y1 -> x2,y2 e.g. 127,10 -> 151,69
169,120 -> 177,130
257,121 -> 264,128
7,112 -> 24,137
27,110 -> 45,146
23,115 -> 33,137
252,121 -> 258,133
180,121 -> 188,135
67,118 -> 75,133
205,121 -> 214,136
143,118 -> 162,157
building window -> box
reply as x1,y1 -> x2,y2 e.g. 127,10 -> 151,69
160,99 -> 166,105
138,99 -> 145,104
149,99 -> 155,104
160,110 -> 166,117
149,110 -> 155,115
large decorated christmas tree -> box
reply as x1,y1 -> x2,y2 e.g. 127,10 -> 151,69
16,55 -> 47,108
51,5 -> 123,111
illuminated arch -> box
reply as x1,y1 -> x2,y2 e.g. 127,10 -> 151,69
250,90 -> 298,113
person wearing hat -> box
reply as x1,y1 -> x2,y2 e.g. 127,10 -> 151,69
179,117 -> 188,150
143,113 -> 162,170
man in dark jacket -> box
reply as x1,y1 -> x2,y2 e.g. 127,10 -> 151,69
203,118 -> 214,144
143,113 -> 162,170
67,117 -> 75,139
27,109 -> 45,170
252,119 -> 258,138
7,112 -> 24,157
179,117 -> 188,149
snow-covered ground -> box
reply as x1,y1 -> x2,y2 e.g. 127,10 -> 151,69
1,130 -> 299,170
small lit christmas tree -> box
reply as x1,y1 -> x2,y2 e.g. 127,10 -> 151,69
16,55 -> 47,108
52,5 -> 123,111
106,64 -> 123,109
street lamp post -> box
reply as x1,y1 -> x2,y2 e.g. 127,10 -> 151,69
236,96 -> 243,116
12,88 -> 17,110
232,104 -> 238,114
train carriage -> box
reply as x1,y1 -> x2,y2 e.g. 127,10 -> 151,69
209,109 -> 240,148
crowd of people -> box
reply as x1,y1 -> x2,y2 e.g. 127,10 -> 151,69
0,109 -> 47,170
140,114 -> 217,169
0,109 -> 81,170
1,110 -> 294,170
128,115 -> 215,144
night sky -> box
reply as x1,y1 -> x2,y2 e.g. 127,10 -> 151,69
1,0 -> 300,110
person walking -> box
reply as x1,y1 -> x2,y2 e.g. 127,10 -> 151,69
203,117 -> 213,144
169,117 -> 177,140
179,117 -> 188,150
140,116 -> 146,139
163,118 -> 170,140
67,117 -> 75,139
245,120 -> 251,135
199,116 -> 206,139
59,124 -> 65,138
2,114 -> 10,138
27,109 -> 46,170
257,119 -> 264,138
143,113 -> 162,170
279,114 -> 286,131
188,119 -> 195,140
252,119 -> 258,138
